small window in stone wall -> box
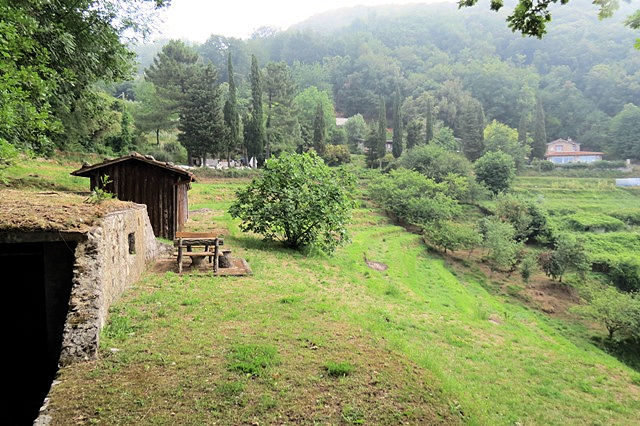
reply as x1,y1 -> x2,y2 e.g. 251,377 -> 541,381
128,232 -> 136,255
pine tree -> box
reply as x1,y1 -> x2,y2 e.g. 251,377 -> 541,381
313,101 -> 326,155
246,55 -> 265,166
223,52 -> 240,164
145,40 -> 199,103
264,61 -> 301,155
532,96 -> 547,159
392,88 -> 403,158
178,64 -> 224,165
425,97 -> 434,143
377,97 -> 387,168
406,119 -> 421,150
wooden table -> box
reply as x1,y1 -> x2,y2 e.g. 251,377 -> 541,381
174,232 -> 224,273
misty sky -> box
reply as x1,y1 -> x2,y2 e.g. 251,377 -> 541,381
154,0 -> 454,41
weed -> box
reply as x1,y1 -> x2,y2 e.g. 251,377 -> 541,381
102,314 -> 134,341
226,344 -> 280,376
341,406 -> 365,424
325,361 -> 355,377
215,381 -> 244,397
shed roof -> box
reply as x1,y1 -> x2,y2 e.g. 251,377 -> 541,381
545,151 -> 604,157
71,152 -> 195,182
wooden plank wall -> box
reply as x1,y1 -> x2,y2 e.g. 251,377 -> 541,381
88,160 -> 190,239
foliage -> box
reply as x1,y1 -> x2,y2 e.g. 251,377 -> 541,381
0,139 -> 19,183
133,81 -> 177,145
229,152 -> 354,252
293,86 -> 335,149
264,61 -> 301,156
482,217 -> 521,273
325,361 -> 355,377
530,158 -> 555,172
457,98 -> 485,161
610,209 -> 640,226
431,127 -> 459,152
323,144 -> 351,166
398,144 -> 472,183
376,97 -> 387,166
531,96 -> 547,159
494,194 -> 553,243
392,87 -> 403,158
539,234 -> 590,282
425,97 -> 434,144
406,119 -> 422,150
573,285 -> 640,341
344,114 -> 367,152
313,101 -> 326,155
223,52 -> 241,161
474,151 -> 516,195
520,253 -> 538,283
608,258 -> 640,293
227,343 -> 280,377
423,220 -> 482,254
144,140 -> 187,164
246,55 -> 266,163
609,104 -> 640,160
370,169 -> 461,227
483,120 -> 530,170
86,174 -> 115,204
564,212 -> 626,232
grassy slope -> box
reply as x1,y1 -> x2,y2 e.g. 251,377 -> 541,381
44,175 -> 640,425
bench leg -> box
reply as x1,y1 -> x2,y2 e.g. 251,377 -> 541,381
214,239 -> 219,273
177,239 -> 183,274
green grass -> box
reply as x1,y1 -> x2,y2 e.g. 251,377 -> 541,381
325,361 -> 355,377
7,159 -> 634,424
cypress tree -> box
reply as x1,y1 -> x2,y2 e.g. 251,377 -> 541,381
246,54 -> 265,166
313,101 -> 326,155
425,97 -> 434,143
223,51 -> 240,164
532,96 -> 547,159
458,98 -> 485,161
518,111 -> 528,145
392,88 -> 403,158
377,97 -> 387,168
406,119 -> 421,150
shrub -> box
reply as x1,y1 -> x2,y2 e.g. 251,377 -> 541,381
323,144 -> 351,166
423,220 -> 482,254
610,209 -> 640,226
564,212 -> 625,232
474,151 -> 516,195
495,194 -> 553,243
145,140 -> 188,164
482,217 -> 521,272
609,258 -> 640,292
530,158 -> 555,172
229,152 -> 355,253
398,144 -> 472,183
591,160 -> 627,169
520,253 -> 538,283
0,138 -> 18,183
370,169 -> 462,227
572,285 -> 640,341
539,234 -> 589,282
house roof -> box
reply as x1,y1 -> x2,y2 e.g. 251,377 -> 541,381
545,151 -> 604,157
71,152 -> 195,182
335,117 -> 348,126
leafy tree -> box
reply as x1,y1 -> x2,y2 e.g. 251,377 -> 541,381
518,112 -> 528,146
264,61 -> 300,156
370,169 -> 462,226
520,253 -> 538,283
344,114 -> 367,152
178,64 -> 224,163
474,151 -> 516,195
609,103 -> 640,160
483,120 -> 531,170
431,127 -> 460,152
539,234 -> 589,282
313,101 -> 326,155
392,87 -> 403,158
323,144 -> 351,166
330,127 -> 348,146
423,221 -> 482,254
293,86 -> 335,149
246,55 -> 266,164
425,97 -> 434,143
229,152 -> 354,253
406,119 -> 422,150
573,285 -> 640,341
398,144 -> 473,183
223,52 -> 241,163
531,96 -> 547,159
495,194 -> 552,243
376,97 -> 387,167
482,217 -> 520,273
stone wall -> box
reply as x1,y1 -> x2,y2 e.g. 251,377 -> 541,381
59,204 -> 159,365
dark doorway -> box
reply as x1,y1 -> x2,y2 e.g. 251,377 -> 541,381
1,241 -> 76,425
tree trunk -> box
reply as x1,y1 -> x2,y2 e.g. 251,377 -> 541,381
155,128 -> 160,145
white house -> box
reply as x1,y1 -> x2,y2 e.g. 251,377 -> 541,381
544,138 -> 604,164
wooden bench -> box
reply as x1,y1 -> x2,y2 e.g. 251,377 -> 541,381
173,234 -> 224,273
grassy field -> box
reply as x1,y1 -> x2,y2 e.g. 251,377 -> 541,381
34,167 -> 640,424
513,176 -> 640,267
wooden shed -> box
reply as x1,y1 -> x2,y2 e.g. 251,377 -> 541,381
71,152 -> 195,239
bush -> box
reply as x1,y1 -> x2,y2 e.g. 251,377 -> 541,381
423,220 -> 482,254
229,152 -> 355,253
474,151 -> 516,195
592,160 -> 627,169
494,194 -> 553,243
0,138 -> 18,183
520,253 -> 538,283
539,234 -> 589,282
530,158 -> 555,172
572,285 -> 640,341
323,144 -> 351,166
564,212 -> 625,232
144,140 -> 188,164
370,169 -> 462,227
398,144 -> 473,183
609,258 -> 640,292
482,217 -> 521,272
610,209 -> 640,226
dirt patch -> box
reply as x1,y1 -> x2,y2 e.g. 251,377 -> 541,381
152,256 -> 252,276
0,189 -> 133,232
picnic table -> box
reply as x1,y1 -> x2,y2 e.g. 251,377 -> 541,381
174,231 -> 224,273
